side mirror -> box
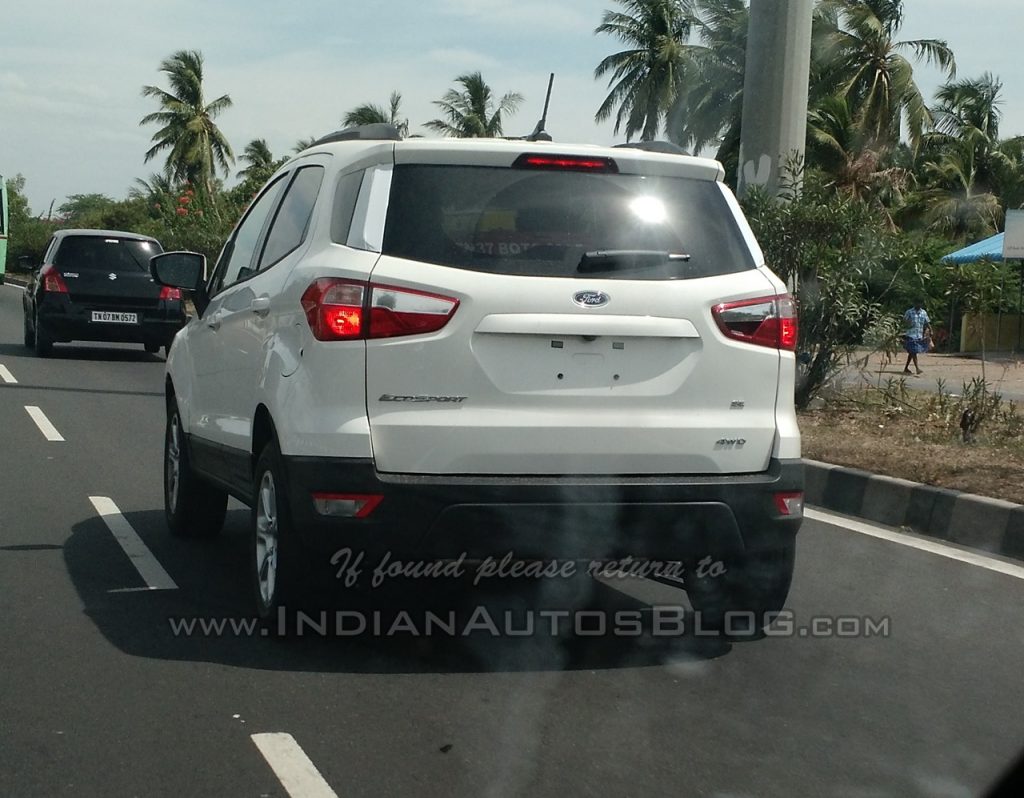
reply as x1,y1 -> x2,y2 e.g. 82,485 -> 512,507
150,251 -> 206,290
16,255 -> 33,273
151,251 -> 210,315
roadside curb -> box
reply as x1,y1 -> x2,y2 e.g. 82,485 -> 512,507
804,459 -> 1024,562
2,274 -> 29,288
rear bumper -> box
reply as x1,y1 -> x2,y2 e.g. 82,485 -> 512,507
37,295 -> 186,344
280,456 -> 804,566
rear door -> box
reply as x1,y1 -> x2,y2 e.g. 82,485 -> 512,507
364,145 -> 787,476
54,235 -> 163,308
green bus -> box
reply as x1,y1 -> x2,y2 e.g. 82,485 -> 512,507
0,176 -> 8,284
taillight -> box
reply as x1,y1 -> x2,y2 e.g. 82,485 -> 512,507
301,278 -> 365,341
159,285 -> 183,301
369,284 -> 459,338
512,153 -> 618,173
40,265 -> 69,294
712,294 -> 798,351
301,279 -> 458,341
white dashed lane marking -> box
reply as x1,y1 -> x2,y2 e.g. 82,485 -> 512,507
25,405 -> 64,441
251,733 -> 339,798
0,364 -> 16,384
89,496 -> 178,591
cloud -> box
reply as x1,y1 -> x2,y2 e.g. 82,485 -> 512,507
0,71 -> 28,92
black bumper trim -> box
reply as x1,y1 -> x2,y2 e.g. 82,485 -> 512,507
280,456 -> 803,563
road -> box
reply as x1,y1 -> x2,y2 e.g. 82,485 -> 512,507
1,281 -> 1023,797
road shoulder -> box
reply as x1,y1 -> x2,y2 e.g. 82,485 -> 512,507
805,458 -> 1024,562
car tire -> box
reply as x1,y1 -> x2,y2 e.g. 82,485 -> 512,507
144,342 -> 160,354
23,313 -> 33,349
685,542 -> 796,638
33,313 -> 52,357
164,404 -> 227,538
252,439 -> 304,623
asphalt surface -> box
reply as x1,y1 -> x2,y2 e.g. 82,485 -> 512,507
2,281 -> 1024,797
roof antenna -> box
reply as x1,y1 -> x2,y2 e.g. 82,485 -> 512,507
525,73 -> 554,142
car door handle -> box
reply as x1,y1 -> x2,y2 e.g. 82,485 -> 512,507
251,296 -> 271,316
205,311 -> 223,330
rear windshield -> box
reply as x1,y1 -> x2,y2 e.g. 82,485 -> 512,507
382,164 -> 756,279
54,236 -> 161,273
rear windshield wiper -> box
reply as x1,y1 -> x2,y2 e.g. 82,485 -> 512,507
576,250 -> 691,274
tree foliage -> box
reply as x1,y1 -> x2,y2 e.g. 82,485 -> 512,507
594,0 -> 697,141
425,73 -> 523,138
342,91 -> 410,138
3,176 -> 59,269
744,168 -> 943,407
140,50 -> 235,201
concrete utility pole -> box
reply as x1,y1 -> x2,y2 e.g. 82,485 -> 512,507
737,0 -> 814,199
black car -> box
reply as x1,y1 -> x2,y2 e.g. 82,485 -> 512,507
22,229 -> 187,357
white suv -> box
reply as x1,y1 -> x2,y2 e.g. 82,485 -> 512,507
151,125 -> 803,632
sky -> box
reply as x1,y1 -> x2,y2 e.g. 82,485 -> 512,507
2,0 -> 1023,216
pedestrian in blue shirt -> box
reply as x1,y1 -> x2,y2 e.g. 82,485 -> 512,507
903,299 -> 931,375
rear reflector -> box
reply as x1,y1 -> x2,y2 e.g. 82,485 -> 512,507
311,493 -> 383,519
159,285 -> 183,301
302,278 -> 458,341
712,294 -> 798,351
40,264 -> 69,294
773,492 -> 804,517
513,153 -> 618,173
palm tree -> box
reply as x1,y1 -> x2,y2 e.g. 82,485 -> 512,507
908,73 -> 1023,238
665,0 -> 748,172
128,169 -> 177,204
929,73 -> 1021,197
593,0 -> 697,141
807,94 -> 910,213
343,91 -> 410,138
236,139 -> 280,183
817,0 -> 956,150
425,72 -> 523,138
140,50 -> 234,200
293,136 -> 318,153
915,143 -> 1003,240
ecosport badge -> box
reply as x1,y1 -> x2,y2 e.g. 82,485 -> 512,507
573,290 -> 610,308
379,395 -> 467,403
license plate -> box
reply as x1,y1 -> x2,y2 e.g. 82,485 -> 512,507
91,311 -> 138,324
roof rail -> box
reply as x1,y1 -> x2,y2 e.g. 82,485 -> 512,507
613,140 -> 691,157
311,124 -> 403,146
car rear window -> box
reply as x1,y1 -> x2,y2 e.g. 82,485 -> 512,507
54,236 -> 161,273
381,164 -> 756,279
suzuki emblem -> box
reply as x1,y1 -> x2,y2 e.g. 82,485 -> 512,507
572,290 -> 610,308
108,273 -> 117,281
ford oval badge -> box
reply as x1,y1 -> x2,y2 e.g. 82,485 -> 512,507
573,290 -> 610,308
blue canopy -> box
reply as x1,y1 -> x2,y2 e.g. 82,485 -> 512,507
941,232 -> 1005,264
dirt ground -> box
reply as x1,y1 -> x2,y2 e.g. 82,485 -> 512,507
798,350 -> 1024,501
802,411 -> 1024,504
